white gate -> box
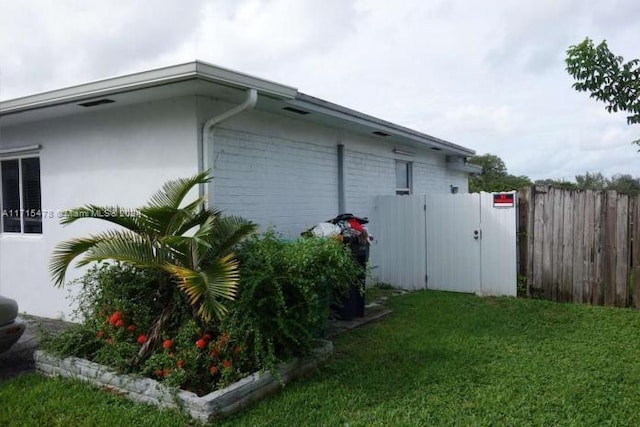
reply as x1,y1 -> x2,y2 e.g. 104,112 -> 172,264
370,193 -> 516,296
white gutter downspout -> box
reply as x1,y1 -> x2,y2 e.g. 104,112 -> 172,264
200,88 -> 258,202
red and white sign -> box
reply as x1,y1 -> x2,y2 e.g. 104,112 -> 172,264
493,193 -> 514,207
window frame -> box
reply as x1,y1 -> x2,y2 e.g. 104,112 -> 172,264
0,154 -> 42,235
395,160 -> 413,195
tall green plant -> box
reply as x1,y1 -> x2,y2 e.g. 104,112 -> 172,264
49,172 -> 256,358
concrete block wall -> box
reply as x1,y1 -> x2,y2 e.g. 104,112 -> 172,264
197,97 -> 469,238
211,127 -> 339,237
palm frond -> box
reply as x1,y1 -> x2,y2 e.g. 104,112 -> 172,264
147,171 -> 211,209
74,229 -> 162,268
206,216 -> 258,259
163,254 -> 239,321
174,208 -> 222,236
50,236 -> 109,287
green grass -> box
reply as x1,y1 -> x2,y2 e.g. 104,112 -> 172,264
4,291 -> 640,426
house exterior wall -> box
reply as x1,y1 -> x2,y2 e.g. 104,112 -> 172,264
198,97 -> 468,239
1,93 -> 469,318
0,97 -> 199,318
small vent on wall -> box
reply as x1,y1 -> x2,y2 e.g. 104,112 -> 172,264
282,106 -> 310,115
78,99 -> 115,107
431,147 -> 442,151
373,131 -> 390,137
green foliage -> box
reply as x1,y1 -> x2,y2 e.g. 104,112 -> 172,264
140,320 -> 249,394
607,173 -> 640,196
43,263 -> 162,371
566,38 -> 640,144
44,231 -> 361,395
50,172 -> 257,325
467,153 -> 532,192
566,38 -> 640,125
49,172 -> 257,364
575,171 -> 607,191
535,178 -> 578,190
538,171 -> 640,196
223,232 -> 362,372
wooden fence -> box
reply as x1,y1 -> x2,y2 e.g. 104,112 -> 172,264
519,186 -> 640,307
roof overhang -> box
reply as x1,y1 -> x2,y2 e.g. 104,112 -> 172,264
0,61 -> 297,117
0,60 -> 476,158
290,93 -> 475,157
446,155 -> 483,173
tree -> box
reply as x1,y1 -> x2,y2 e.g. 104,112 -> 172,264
575,171 -> 607,190
535,178 -> 578,190
566,38 -> 640,143
538,171 -> 640,196
608,173 -> 640,196
49,172 -> 257,358
468,153 -> 532,192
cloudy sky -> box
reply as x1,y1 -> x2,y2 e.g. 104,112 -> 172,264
1,0 -> 639,181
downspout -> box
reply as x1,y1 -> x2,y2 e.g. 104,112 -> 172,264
199,88 -> 258,201
337,144 -> 346,214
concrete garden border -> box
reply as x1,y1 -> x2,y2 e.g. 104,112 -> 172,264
34,340 -> 333,422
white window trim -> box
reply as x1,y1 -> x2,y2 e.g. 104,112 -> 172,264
0,153 -> 42,235
395,160 -> 413,195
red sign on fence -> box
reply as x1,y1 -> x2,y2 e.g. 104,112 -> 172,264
493,193 -> 514,207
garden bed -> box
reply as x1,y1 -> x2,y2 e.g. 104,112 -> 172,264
35,340 -> 332,422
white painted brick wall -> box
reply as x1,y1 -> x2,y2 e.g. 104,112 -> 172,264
200,99 -> 470,239
211,127 -> 338,238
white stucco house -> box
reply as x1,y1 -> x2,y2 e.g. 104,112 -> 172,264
0,61 -> 480,318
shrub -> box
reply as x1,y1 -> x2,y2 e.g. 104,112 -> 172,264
45,230 -> 361,395
223,232 -> 363,372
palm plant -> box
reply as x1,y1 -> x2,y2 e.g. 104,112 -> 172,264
50,172 -> 256,358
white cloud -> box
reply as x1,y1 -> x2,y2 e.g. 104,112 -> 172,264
1,0 -> 640,181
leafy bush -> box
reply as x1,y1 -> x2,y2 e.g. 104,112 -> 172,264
45,229 -> 361,395
223,232 -> 363,372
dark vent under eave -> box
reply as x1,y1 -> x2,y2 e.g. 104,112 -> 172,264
282,106 -> 310,115
78,99 -> 115,107
373,131 -> 390,137
431,147 -> 442,151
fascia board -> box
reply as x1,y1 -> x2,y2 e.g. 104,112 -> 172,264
195,61 -> 297,99
1,61 -> 297,115
291,94 -> 475,156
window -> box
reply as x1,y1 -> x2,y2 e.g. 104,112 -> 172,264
1,157 -> 42,234
395,160 -> 412,195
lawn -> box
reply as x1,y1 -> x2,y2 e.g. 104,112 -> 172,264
3,290 -> 640,426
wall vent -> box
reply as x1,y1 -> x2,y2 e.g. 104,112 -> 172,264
78,99 -> 115,107
282,106 -> 310,115
373,131 -> 390,137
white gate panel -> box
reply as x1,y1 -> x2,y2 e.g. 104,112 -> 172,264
370,195 -> 426,290
425,194 -> 481,293
479,192 -> 517,296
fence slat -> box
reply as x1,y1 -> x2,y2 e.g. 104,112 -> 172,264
561,191 -> 574,302
633,196 -> 640,308
593,191 -> 604,305
615,195 -> 630,307
532,187 -> 545,292
542,188 -> 555,299
572,191 -> 585,303
518,188 -> 532,295
603,191 -> 618,307
551,188 -> 563,301
582,190 -> 595,304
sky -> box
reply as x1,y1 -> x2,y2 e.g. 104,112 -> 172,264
1,0 -> 639,181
